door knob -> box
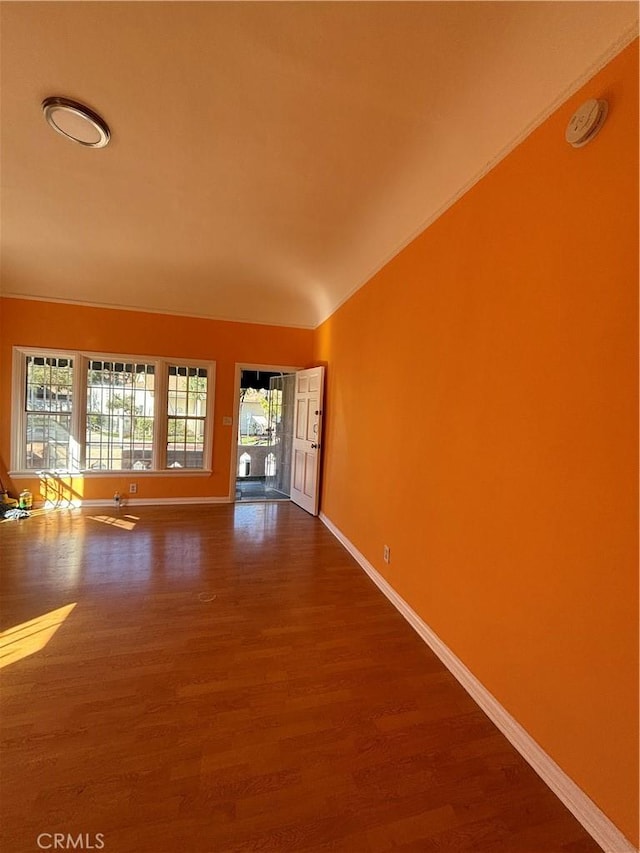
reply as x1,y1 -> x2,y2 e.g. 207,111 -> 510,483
311,443 -> 320,449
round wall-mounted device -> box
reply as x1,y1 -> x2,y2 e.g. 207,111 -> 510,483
565,98 -> 608,148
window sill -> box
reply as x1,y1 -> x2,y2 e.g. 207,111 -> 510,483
9,469 -> 214,479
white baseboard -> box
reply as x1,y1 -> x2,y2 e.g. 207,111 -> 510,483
41,496 -> 232,509
319,512 -> 637,853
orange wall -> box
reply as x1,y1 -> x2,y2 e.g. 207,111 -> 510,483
0,299 -> 313,501
314,42 -> 638,844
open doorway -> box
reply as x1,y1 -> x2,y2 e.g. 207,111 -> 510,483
233,366 -> 297,502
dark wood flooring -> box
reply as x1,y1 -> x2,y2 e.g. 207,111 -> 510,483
0,503 -> 602,852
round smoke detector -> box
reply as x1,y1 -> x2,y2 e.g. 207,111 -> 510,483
565,98 -> 608,148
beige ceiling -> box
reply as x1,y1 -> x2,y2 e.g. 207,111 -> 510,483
1,2 -> 637,329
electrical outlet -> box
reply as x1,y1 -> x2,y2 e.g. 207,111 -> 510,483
383,545 -> 390,564
129,483 -> 137,494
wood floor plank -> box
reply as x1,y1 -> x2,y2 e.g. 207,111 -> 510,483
1,503 -> 602,852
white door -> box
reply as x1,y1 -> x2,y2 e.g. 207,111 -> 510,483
290,366 -> 324,516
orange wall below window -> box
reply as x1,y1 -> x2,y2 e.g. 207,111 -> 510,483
314,42 -> 639,845
0,298 -> 313,501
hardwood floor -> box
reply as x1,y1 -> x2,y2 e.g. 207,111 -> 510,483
1,503 -> 601,853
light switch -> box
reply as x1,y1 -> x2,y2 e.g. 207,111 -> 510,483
222,416 -> 233,426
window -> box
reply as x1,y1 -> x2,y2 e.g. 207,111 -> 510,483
12,349 -> 214,474
24,356 -> 74,470
167,365 -> 208,469
86,361 -> 156,471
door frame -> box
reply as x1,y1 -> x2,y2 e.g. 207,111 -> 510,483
229,362 -> 301,502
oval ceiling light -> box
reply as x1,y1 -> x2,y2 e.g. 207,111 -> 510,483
42,97 -> 110,148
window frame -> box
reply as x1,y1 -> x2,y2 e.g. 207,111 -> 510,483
11,347 -> 216,475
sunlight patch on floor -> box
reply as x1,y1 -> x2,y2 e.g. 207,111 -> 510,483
88,514 -> 139,531
0,603 -> 77,669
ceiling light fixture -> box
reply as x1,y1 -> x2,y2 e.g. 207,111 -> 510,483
42,97 -> 110,148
